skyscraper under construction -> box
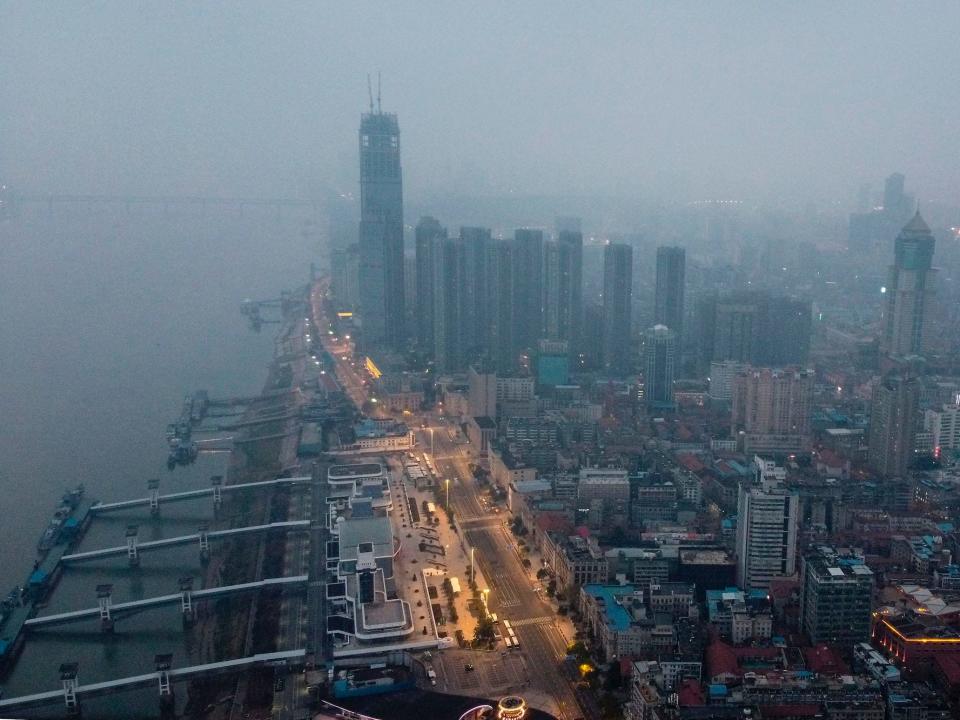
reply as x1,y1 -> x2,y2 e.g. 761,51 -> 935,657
358,91 -> 405,349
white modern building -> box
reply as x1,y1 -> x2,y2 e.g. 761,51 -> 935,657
735,458 -> 799,590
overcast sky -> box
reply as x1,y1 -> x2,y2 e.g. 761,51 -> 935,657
2,2 -> 958,205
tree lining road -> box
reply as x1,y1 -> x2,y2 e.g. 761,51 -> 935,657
425,419 -> 588,720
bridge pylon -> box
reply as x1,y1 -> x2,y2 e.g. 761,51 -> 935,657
156,653 -> 175,715
96,584 -> 114,632
211,475 -> 223,514
148,478 -> 161,516
179,576 -> 195,625
126,525 -> 140,567
60,663 -> 80,715
198,525 -> 210,562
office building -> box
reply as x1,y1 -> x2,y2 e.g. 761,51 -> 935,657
735,460 -> 799,591
602,243 -> 633,375
644,325 -> 678,409
358,105 -> 405,348
731,367 -> 813,453
414,216 -> 446,351
654,246 -> 685,341
868,373 -> 920,477
800,546 -> 873,646
881,212 -> 937,358
512,228 -> 545,356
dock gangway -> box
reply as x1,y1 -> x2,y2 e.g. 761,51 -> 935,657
24,575 -> 308,629
90,476 -> 310,513
0,649 -> 306,713
61,520 -> 310,564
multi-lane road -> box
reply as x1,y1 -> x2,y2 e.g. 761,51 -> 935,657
425,422 -> 588,720
311,281 -> 589,720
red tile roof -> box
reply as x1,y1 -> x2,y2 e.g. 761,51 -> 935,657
677,453 -> 706,474
677,678 -> 705,707
803,645 -> 849,675
534,512 -> 573,535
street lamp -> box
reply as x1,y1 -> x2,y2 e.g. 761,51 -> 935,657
445,478 -> 450,511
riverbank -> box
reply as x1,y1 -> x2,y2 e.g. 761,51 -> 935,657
185,288 -> 312,720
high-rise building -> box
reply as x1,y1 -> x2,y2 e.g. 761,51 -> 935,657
467,364 -> 497,418
800,546 -> 873,646
487,239 -> 515,373
654,246 -> 686,340
709,360 -> 747,402
699,290 -> 811,369
763,296 -> 812,367
543,241 -> 561,339
881,212 -> 937,358
512,229 -> 545,357
414,216 -> 445,351
731,367 -> 814,454
460,226 -> 492,357
430,234 -> 463,373
602,243 -> 633,375
735,459 -> 799,591
557,230 -> 584,352
328,191 -> 358,310
925,404 -> 960,454
643,325 -> 677,409
884,172 -> 912,220
868,373 -> 920,477
358,106 -> 405,348
712,292 -> 762,364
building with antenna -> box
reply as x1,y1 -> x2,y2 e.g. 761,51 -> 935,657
358,76 -> 405,349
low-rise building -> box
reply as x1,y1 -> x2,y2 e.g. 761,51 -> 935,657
706,587 -> 773,644
543,533 -> 608,592
349,418 -> 415,451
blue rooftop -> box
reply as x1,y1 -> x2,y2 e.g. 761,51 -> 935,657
709,684 -> 728,696
582,584 -> 637,632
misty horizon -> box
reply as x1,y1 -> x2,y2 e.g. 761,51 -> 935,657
2,3 -> 959,207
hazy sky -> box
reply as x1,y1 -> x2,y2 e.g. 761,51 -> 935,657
2,2 -> 958,205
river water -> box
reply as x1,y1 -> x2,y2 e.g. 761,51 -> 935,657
0,202 -> 323,716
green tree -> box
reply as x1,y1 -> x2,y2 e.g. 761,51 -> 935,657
473,616 -> 496,646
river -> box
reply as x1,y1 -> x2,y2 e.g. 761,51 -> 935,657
0,201 -> 323,716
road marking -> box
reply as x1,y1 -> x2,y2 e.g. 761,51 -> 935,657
509,615 -> 555,627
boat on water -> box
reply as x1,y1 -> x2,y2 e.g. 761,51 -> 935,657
36,484 -> 85,554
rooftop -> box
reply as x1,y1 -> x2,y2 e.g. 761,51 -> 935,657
338,516 -> 395,562
329,463 -> 384,480
583,584 -> 640,632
